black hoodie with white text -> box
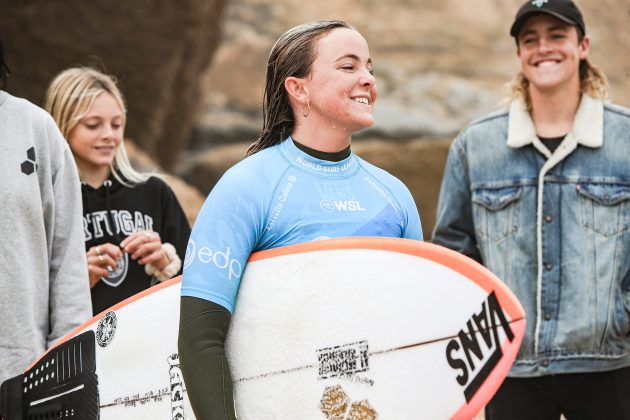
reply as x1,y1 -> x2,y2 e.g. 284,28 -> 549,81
81,175 -> 190,314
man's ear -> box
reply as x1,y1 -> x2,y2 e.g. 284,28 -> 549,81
578,35 -> 590,60
285,76 -> 308,103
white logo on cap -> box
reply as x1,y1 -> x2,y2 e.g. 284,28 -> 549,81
531,0 -> 548,7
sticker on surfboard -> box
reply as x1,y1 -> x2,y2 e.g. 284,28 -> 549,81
0,238 -> 524,419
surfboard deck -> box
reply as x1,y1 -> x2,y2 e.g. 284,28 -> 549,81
1,238 -> 525,420
226,238 -> 526,420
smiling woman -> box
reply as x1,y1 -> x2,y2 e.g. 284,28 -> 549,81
246,20 -> 378,156
285,26 -> 377,148
178,20 -> 423,419
45,68 -> 191,315
67,92 -> 124,185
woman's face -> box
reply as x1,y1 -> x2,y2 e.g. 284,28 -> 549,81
302,28 -> 377,133
68,92 -> 124,174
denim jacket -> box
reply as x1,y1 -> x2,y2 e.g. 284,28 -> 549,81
432,95 -> 630,377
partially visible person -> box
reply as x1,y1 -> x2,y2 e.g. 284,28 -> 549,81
45,67 -> 191,315
179,20 -> 423,419
432,1 -> 630,419
0,38 -> 92,390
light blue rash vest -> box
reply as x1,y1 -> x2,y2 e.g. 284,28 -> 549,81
181,137 -> 423,313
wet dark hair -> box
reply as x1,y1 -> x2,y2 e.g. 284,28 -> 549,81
246,20 -> 352,156
0,37 -> 10,90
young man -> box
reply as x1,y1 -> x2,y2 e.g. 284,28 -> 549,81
432,1 -> 630,418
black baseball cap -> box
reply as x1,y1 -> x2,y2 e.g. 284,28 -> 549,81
510,0 -> 586,38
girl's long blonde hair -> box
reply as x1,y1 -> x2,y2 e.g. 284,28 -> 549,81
45,67 -> 149,186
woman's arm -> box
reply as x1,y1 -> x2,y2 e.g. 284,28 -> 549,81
178,296 -> 236,420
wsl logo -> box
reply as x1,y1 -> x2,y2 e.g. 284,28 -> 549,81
320,200 -> 366,213
445,291 -> 514,402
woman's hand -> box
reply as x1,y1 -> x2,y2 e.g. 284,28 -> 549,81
86,243 -> 123,288
121,231 -> 169,270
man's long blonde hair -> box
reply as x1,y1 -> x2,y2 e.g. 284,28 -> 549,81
508,57 -> 608,111
45,67 -> 149,186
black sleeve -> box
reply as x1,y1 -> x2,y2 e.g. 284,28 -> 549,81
178,296 -> 237,420
157,177 -> 191,275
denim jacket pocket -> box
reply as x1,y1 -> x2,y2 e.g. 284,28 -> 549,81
577,183 -> 630,237
472,186 -> 522,242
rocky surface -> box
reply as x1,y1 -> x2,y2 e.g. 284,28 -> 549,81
0,0 -> 228,170
3,0 -> 628,233
193,0 -> 630,148
124,140 -> 205,227
182,0 -> 630,234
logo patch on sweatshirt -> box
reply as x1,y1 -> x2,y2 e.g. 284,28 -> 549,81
100,253 -> 129,287
20,147 -> 37,175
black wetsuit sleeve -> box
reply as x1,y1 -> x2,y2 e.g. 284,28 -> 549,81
178,296 -> 236,420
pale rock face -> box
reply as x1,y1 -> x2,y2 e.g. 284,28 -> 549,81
4,0 -> 628,234
124,140 -> 205,228
188,0 -> 630,235
196,0 -> 630,146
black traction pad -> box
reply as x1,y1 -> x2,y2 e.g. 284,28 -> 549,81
1,331 -> 99,419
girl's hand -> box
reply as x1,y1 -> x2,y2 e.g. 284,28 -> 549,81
121,231 -> 169,270
86,243 -> 123,288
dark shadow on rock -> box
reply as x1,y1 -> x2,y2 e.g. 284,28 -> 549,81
0,0 -> 228,170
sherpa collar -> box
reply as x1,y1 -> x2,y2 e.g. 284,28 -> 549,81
507,94 -> 603,149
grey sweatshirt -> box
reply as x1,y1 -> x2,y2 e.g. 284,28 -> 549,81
0,91 -> 92,385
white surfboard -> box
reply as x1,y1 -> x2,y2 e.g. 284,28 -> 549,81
3,278 -> 191,420
226,238 -> 526,420
2,238 -> 524,420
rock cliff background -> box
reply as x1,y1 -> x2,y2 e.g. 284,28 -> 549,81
2,0 -> 629,237
183,0 -> 630,237
0,0 -> 228,170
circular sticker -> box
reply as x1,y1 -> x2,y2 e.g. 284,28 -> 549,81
96,311 -> 117,347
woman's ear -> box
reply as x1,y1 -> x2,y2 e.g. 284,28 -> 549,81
284,76 -> 308,104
